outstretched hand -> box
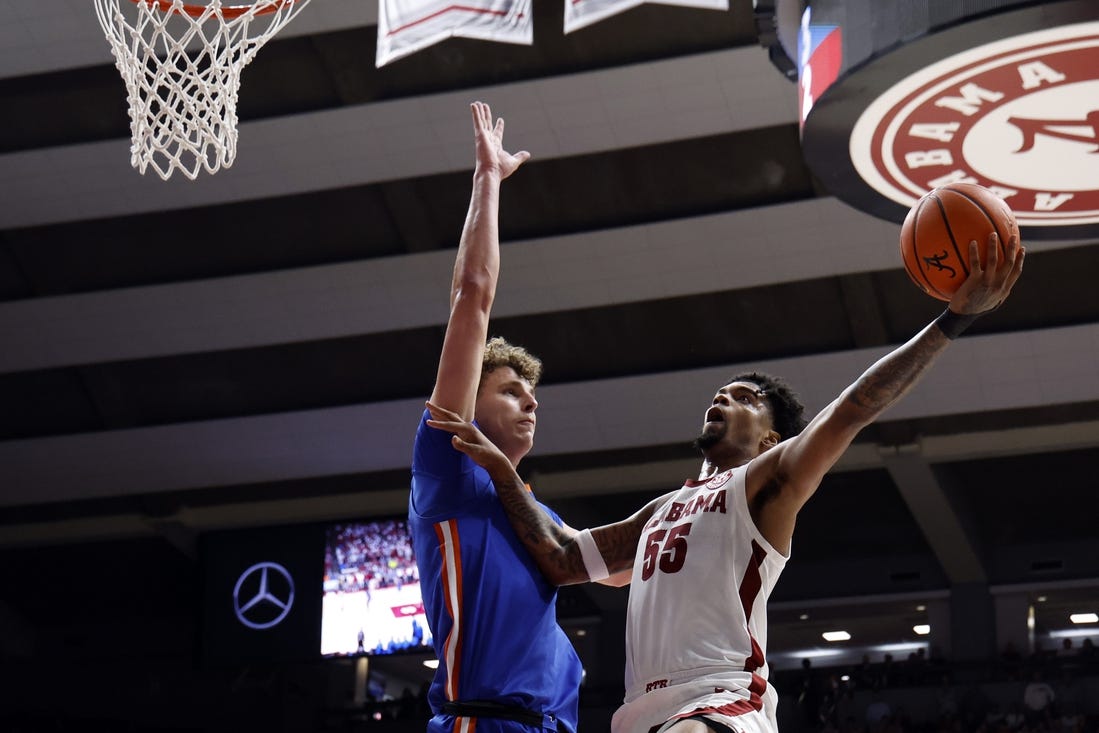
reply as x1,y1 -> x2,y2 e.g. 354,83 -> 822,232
949,232 -> 1025,315
471,101 -> 530,180
426,401 -> 515,472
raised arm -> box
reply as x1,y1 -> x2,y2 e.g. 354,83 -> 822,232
430,102 -> 530,420
749,233 -> 1024,550
426,402 -> 664,586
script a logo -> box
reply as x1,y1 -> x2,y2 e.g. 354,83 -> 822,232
233,561 -> 295,630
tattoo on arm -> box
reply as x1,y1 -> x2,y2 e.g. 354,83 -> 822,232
490,467 -> 659,585
846,323 -> 950,417
592,515 -> 650,575
489,469 -> 589,584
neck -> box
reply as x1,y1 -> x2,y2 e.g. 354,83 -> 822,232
505,445 -> 529,470
697,449 -> 754,480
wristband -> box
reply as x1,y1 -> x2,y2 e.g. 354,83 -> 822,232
934,308 -> 980,340
574,528 -> 610,582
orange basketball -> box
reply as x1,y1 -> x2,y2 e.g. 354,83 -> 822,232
899,183 -> 1019,301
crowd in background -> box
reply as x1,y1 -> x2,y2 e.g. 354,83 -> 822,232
774,638 -> 1099,733
324,520 -> 419,594
330,638 -> 1099,732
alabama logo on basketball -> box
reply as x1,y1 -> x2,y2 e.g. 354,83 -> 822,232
850,21 -> 1099,227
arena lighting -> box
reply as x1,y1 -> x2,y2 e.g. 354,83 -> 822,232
1070,613 -> 1099,624
822,631 -> 851,642
871,642 -> 928,654
794,649 -> 845,659
423,659 -> 439,669
1049,628 -> 1099,639
916,605 -> 926,612
913,624 -> 931,635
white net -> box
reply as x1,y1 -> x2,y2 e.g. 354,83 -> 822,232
93,0 -> 313,180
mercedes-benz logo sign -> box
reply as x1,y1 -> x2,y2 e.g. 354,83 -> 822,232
233,561 -> 295,630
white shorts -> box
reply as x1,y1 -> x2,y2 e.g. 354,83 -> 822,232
655,708 -> 776,733
611,683 -> 778,733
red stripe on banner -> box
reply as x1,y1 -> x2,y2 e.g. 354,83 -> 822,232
387,5 -> 512,36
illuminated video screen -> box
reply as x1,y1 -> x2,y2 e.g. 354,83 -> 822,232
320,519 -> 433,657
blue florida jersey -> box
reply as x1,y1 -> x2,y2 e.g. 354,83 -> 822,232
410,410 -> 581,731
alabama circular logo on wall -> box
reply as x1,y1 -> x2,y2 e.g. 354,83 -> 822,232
849,21 -> 1099,229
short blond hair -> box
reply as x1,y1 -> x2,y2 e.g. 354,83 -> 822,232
480,337 -> 543,390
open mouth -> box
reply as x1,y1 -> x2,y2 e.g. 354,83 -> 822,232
705,406 -> 724,423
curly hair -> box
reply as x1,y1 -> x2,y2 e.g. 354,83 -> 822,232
480,337 -> 543,390
727,371 -> 807,442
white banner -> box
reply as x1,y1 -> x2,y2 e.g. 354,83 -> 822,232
564,0 -> 728,35
377,0 -> 533,67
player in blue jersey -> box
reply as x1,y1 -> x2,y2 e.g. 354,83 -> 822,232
410,102 -> 663,733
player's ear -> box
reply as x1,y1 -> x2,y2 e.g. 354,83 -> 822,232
760,430 -> 780,451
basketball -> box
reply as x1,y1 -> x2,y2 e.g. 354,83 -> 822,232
899,183 -> 1019,301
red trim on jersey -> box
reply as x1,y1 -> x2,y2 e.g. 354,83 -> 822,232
451,716 -> 476,733
684,468 -> 734,489
727,538 -> 770,713
435,520 -> 465,702
670,699 -> 762,721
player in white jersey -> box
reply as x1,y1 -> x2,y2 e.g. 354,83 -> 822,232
425,231 -> 1024,733
614,462 -> 786,733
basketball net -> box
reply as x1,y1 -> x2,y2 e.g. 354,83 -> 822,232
93,0 -> 312,180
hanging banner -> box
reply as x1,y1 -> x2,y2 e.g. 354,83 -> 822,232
377,0 -> 532,67
565,0 -> 727,35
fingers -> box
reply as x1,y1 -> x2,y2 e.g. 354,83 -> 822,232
471,101 -> 493,131
426,401 -> 482,444
968,239 -> 982,274
1007,240 -> 1025,287
514,150 -> 531,165
495,117 -> 505,138
985,231 -> 1000,272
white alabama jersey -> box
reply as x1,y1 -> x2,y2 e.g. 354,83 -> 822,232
613,463 -> 788,733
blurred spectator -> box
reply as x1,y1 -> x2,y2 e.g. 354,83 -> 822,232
983,702 -> 1006,730
1080,638 -> 1096,673
935,673 -> 958,717
866,691 -> 893,733
1054,669 -> 1082,717
856,653 -> 876,690
1022,669 -> 1056,726
1001,640 -> 1024,680
834,689 -> 858,733
880,652 -> 897,689
1004,702 -> 1026,731
1057,638 -> 1076,658
904,647 -> 928,686
796,657 -> 823,729
1029,640 -> 1052,676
